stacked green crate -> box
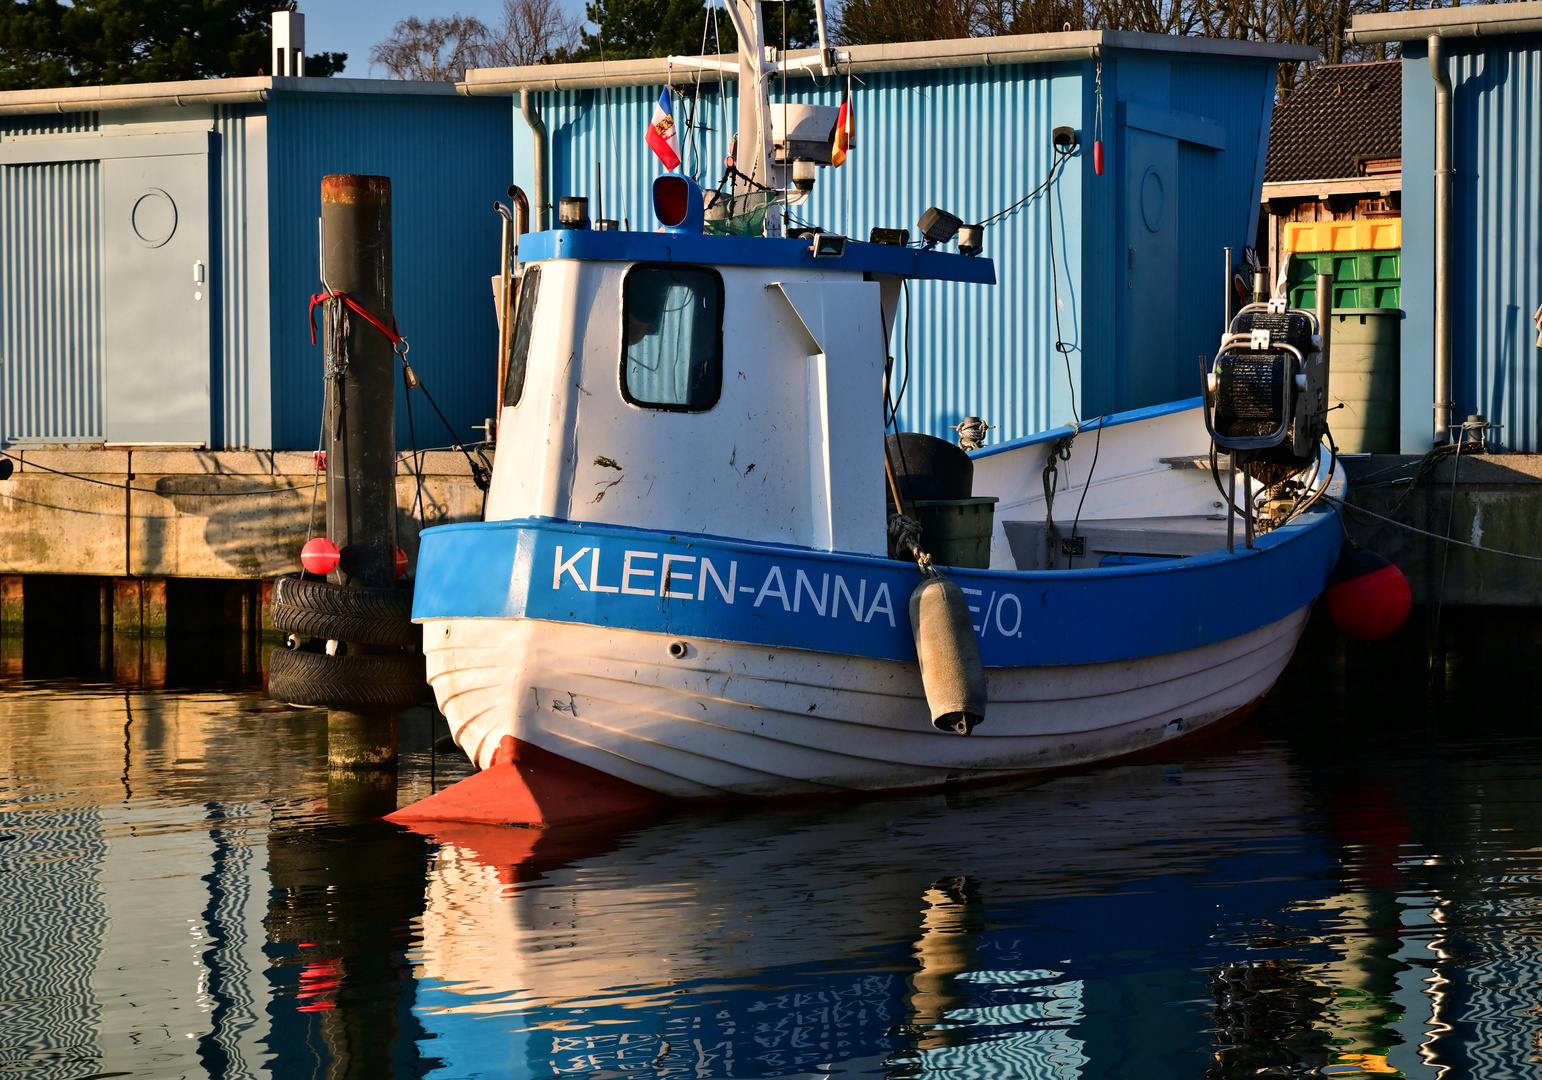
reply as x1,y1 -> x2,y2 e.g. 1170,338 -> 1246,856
1286,250 -> 1401,309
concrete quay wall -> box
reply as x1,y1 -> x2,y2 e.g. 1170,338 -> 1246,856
9,447 -> 1540,612
1341,453 -> 1542,607
0,448 -> 489,579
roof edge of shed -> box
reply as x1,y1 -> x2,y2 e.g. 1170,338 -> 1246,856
0,76 -> 492,118
458,30 -> 1317,95
1349,1 -> 1542,43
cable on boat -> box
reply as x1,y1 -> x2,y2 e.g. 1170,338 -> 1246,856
1040,423 -> 1080,567
1067,414 -> 1107,563
975,143 -> 1072,229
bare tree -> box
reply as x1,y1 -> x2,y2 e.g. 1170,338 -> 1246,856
371,15 -> 491,81
482,0 -> 582,66
834,0 -> 1459,95
372,1 -> 579,80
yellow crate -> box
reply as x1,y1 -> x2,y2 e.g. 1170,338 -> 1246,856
1283,218 -> 1401,253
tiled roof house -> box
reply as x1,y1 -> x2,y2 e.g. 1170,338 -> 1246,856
1260,59 -> 1402,275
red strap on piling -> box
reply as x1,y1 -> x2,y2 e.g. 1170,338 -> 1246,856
309,291 -> 403,347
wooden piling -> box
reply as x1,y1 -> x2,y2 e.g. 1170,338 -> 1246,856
320,175 -> 401,784
0,575 -> 21,679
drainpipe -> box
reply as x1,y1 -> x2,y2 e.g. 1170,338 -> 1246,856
1430,34 -> 1454,445
520,91 -> 550,231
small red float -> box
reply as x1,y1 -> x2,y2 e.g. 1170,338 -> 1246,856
1325,545 -> 1412,641
1093,139 -> 1104,176
300,537 -> 340,576
395,546 -> 409,579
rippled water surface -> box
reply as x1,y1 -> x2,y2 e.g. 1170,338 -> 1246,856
6,618 -> 1542,1078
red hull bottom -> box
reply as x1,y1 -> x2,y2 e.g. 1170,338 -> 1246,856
385,735 -> 666,828
386,699 -> 1265,830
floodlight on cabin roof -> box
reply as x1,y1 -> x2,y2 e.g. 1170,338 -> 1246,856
917,207 -> 962,246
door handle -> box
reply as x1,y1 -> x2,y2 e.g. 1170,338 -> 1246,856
194,260 -> 205,284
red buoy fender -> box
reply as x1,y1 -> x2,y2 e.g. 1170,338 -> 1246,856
300,537 -> 340,576
1325,546 -> 1412,641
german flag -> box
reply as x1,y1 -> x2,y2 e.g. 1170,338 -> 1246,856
831,92 -> 854,167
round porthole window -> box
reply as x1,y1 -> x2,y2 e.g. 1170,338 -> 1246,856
131,189 -> 178,248
1140,167 -> 1165,232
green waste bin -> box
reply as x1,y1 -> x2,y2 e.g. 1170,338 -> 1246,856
1327,308 -> 1401,453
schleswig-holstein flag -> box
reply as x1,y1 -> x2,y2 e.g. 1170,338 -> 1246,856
646,88 -> 681,171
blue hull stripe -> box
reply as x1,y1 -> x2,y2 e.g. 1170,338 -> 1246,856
412,511 -> 1340,668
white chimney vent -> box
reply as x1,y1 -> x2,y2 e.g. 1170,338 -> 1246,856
272,7 -> 306,77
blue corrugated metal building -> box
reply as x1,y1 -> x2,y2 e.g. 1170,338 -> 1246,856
463,31 -> 1312,443
0,77 -> 511,451
1351,2 -> 1542,453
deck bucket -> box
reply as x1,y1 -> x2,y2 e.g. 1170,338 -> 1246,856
901,498 -> 1000,569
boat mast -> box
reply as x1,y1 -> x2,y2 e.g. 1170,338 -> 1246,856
732,0 -> 776,233
670,0 -> 838,238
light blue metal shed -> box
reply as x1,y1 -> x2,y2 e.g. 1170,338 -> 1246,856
463,31 -> 1311,443
0,77 -> 512,451
1351,2 -> 1542,453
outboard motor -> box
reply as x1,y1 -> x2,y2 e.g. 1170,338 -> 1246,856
1202,297 -> 1327,464
1200,283 -> 1332,548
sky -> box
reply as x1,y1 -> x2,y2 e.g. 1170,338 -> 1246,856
302,0 -> 585,77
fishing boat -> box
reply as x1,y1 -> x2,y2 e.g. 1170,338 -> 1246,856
388,5 -> 1346,828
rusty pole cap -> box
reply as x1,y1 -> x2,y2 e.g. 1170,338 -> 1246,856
321,174 -> 391,206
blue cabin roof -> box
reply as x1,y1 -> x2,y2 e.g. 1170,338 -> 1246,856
518,228 -> 998,284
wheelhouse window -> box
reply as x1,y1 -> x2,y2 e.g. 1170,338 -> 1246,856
621,265 -> 723,411
502,264 -> 541,408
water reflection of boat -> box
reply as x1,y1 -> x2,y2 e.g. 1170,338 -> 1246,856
406,743 -> 1327,1077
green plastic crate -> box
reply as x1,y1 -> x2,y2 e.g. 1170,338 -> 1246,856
1287,249 -> 1400,310
1289,280 -> 1401,309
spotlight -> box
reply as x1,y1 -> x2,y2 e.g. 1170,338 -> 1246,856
869,227 -> 908,247
917,207 -> 962,246
557,196 -> 590,229
957,224 -> 983,256
809,233 -> 846,259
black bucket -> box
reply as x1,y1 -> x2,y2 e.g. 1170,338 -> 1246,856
886,433 -> 973,503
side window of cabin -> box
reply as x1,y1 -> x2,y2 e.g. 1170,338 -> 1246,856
621,265 -> 723,411
502,265 -> 541,408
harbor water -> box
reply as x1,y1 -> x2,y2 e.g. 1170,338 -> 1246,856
4,614 -> 1542,1079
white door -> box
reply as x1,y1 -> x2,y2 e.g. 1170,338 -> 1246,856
102,151 -> 212,445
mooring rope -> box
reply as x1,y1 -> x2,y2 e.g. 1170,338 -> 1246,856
887,513 -> 938,578
1327,495 -> 1542,564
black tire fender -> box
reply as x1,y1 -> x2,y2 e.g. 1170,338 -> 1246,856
269,573 -> 416,647
267,645 -> 428,711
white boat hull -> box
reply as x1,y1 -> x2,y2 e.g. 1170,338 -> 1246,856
421,603 -> 1311,799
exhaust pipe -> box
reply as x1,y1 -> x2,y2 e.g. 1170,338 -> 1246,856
520,91 -> 550,231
